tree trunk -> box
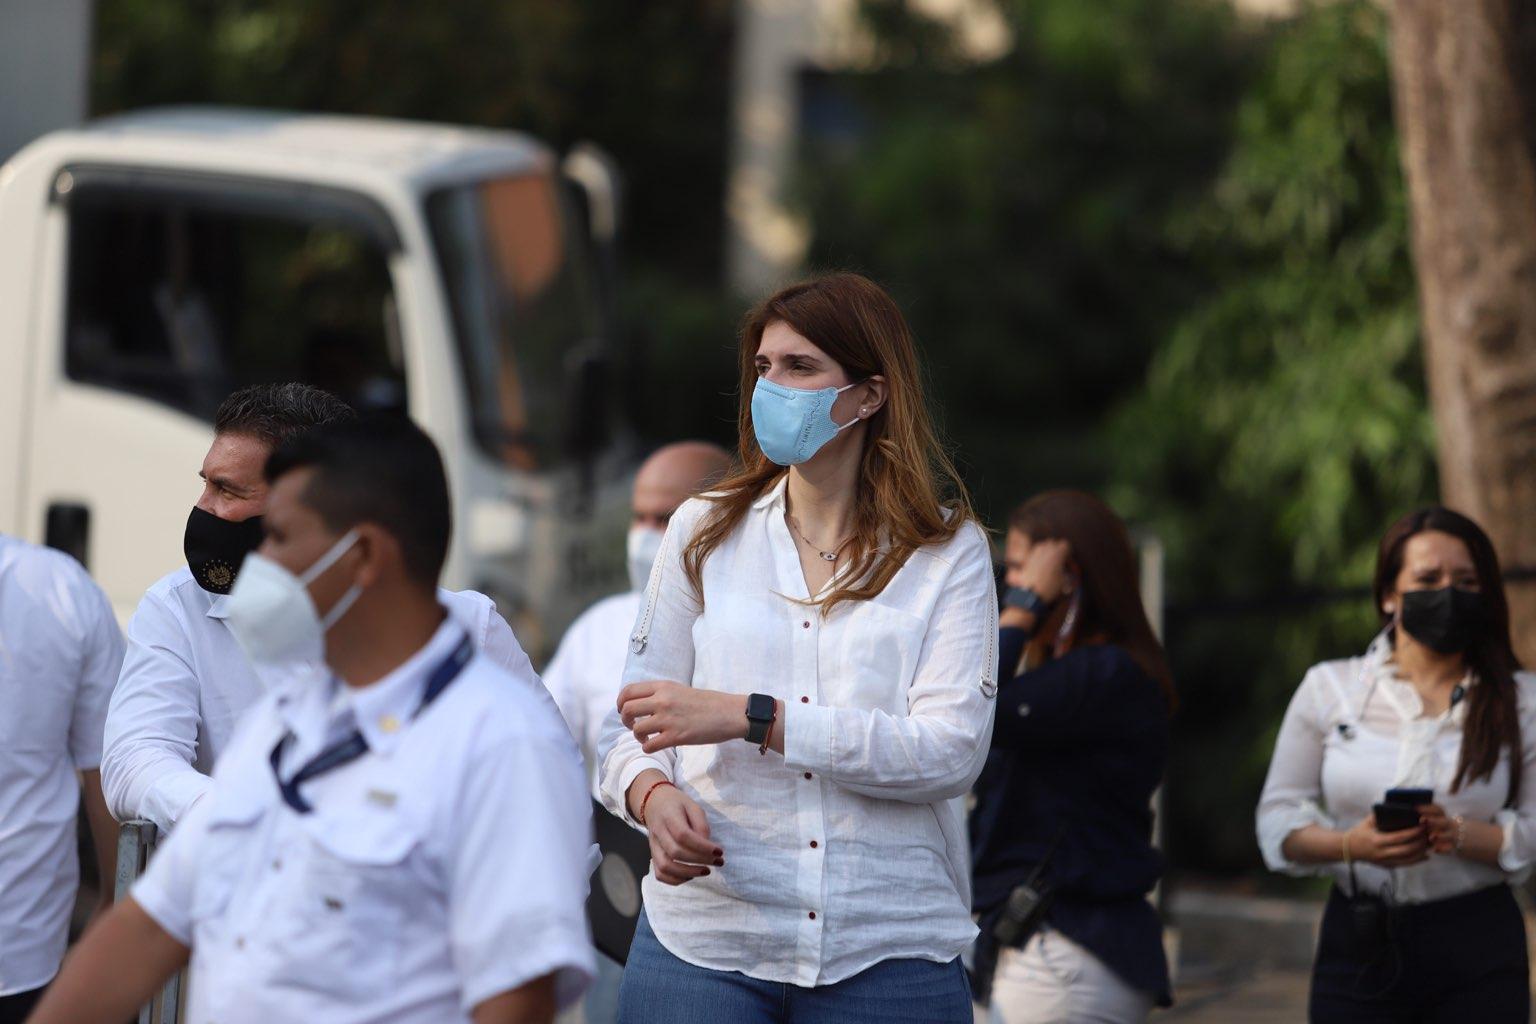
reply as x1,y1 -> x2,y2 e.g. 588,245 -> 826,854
1390,0 -> 1536,663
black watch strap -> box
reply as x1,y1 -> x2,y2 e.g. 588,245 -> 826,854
1003,586 -> 1051,618
745,692 -> 776,744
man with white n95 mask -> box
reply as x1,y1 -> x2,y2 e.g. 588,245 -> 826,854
543,441 -> 732,793
29,415 -> 595,1024
101,383 -> 563,834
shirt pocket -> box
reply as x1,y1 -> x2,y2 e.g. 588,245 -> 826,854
190,799 -> 268,942
827,601 -> 927,710
273,808 -> 428,999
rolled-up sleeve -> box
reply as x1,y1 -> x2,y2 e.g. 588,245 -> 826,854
449,730 -> 595,1013
101,592 -> 213,831
598,502 -> 703,826
1493,674 -> 1536,879
781,523 -> 999,804
1256,669 -> 1334,875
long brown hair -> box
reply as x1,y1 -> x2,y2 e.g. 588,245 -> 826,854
682,273 -> 974,613
1009,491 -> 1176,711
1374,507 -> 1522,804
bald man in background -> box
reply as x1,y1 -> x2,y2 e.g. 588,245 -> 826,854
544,442 -> 731,795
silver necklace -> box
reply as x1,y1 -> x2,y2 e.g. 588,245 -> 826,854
785,512 -> 850,563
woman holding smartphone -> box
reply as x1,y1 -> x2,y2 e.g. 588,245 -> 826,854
970,492 -> 1175,1023
599,273 -> 997,1023
1257,507 -> 1536,1021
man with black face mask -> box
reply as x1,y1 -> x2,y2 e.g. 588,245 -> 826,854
102,384 -> 563,833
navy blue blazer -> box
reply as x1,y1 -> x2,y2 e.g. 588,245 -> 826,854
970,631 -> 1172,1006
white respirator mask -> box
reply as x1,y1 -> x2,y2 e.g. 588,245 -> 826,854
626,525 -> 666,594
224,529 -> 363,666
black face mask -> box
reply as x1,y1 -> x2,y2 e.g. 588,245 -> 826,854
1399,586 -> 1486,654
184,506 -> 264,595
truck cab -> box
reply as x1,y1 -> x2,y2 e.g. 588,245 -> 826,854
0,107 -> 632,656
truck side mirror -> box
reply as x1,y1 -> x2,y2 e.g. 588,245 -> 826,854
44,502 -> 91,568
562,143 -> 624,332
565,341 -> 611,463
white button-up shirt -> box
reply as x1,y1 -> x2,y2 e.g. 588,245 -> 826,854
1257,634 -> 1536,904
598,477 -> 998,986
132,619 -> 596,1023
0,536 -> 125,996
102,568 -> 559,832
544,590 -> 640,795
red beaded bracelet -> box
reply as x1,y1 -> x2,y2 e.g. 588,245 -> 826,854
637,779 -> 675,826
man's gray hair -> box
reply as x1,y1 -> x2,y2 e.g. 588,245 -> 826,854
213,383 -> 355,448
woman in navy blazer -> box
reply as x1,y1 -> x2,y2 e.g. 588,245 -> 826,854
971,491 -> 1176,1023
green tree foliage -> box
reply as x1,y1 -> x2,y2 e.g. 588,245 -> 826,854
1106,2 -> 1433,873
799,0 -> 1248,523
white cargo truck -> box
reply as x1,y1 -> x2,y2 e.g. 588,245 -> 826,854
0,107 -> 634,657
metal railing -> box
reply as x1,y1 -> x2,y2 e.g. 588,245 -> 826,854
115,820 -> 184,1024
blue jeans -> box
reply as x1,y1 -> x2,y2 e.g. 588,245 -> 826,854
618,910 -> 973,1024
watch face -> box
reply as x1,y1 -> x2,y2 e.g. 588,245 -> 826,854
747,693 -> 775,721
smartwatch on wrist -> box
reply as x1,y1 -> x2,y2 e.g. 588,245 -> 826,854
745,692 -> 776,745
1003,586 -> 1052,618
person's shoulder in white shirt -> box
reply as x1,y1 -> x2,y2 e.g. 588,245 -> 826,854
439,587 -> 584,773
543,589 -> 642,787
0,535 -> 124,998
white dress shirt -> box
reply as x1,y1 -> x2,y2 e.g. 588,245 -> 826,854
132,619 -> 595,1023
0,536 -> 125,996
598,476 -> 999,986
543,590 -> 641,795
102,567 -> 559,832
1257,633 -> 1536,904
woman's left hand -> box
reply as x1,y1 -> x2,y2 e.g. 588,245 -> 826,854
1419,803 -> 1459,854
618,681 -> 746,753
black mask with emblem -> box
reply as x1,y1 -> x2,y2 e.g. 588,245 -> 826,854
183,506 -> 264,595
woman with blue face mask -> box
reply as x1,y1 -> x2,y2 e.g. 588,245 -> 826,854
598,272 -> 998,1024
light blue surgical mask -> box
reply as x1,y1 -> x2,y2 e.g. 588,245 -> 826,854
750,377 -> 863,466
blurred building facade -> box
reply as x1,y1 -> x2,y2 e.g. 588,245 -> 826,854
726,0 -> 1010,295
725,0 -> 1313,297
0,0 -> 93,163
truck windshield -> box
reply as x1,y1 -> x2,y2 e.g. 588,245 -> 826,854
426,173 -> 600,469
63,179 -> 407,420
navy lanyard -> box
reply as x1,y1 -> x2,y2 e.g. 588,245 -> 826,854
269,631 -> 474,814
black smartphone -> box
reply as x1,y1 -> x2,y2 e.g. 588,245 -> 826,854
1372,802 -> 1422,832
1384,787 -> 1433,807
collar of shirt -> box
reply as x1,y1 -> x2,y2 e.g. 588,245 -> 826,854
205,592 -> 231,620
750,475 -> 880,603
751,474 -> 788,511
1363,636 -> 1476,727
276,616 -> 463,763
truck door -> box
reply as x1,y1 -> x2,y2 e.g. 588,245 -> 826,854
27,167 -> 407,618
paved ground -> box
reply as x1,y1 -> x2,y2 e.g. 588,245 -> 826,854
1163,964 -> 1312,1022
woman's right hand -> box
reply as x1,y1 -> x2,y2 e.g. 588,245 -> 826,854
1344,814 -> 1430,868
628,773 -> 724,885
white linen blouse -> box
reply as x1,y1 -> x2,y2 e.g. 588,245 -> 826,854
598,475 -> 999,986
1257,632 -> 1536,904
